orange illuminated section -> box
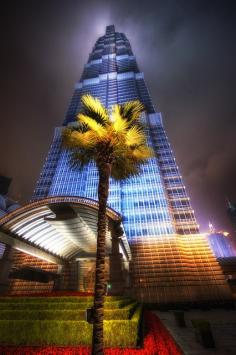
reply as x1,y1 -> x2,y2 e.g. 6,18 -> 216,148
130,233 -> 232,303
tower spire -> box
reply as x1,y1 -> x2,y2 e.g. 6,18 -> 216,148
106,25 -> 115,35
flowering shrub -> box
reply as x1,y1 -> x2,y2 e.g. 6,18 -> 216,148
0,312 -> 183,354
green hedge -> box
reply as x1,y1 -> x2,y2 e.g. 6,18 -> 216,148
0,310 -> 86,321
0,304 -> 136,321
0,299 -> 132,311
0,296 -> 126,303
0,302 -> 92,310
0,306 -> 142,347
104,306 -> 142,347
0,297 -> 93,303
103,304 -> 136,320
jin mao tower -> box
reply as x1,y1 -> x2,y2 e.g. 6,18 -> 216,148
32,25 -> 231,303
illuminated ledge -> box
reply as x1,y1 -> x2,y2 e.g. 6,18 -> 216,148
0,196 -> 120,224
75,71 -> 144,88
0,196 -> 130,261
0,230 -> 62,264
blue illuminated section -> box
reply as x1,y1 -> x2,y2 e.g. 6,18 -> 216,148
207,233 -> 236,258
32,25 -> 199,239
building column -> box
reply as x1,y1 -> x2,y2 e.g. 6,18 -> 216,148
53,264 -> 66,291
109,222 -> 125,295
77,259 -> 87,292
0,244 -> 13,294
77,257 -> 96,292
53,261 -> 79,291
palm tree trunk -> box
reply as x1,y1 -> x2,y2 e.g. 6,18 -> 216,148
92,162 -> 111,355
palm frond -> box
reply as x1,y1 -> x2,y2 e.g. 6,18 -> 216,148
119,100 -> 145,122
126,126 -> 146,146
62,128 -> 97,149
111,105 -> 129,133
81,95 -> 109,126
78,114 -> 107,137
62,128 -> 81,149
64,95 -> 151,181
131,146 -> 154,160
111,155 -> 140,180
76,130 -> 98,148
70,148 -> 95,170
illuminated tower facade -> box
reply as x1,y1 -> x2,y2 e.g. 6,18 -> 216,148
33,25 -> 198,236
33,25 -> 232,303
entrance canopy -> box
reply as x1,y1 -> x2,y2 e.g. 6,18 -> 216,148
0,196 -> 131,262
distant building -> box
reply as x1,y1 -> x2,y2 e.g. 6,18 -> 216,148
0,177 -> 20,259
227,200 -> 236,228
0,176 -> 11,195
0,176 -> 20,218
207,232 -> 236,258
207,230 -> 236,293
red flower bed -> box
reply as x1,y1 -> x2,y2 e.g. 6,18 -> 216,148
0,312 -> 183,355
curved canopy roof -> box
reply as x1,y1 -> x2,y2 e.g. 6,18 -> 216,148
0,196 -> 130,261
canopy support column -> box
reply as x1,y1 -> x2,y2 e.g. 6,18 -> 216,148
109,222 -> 125,295
0,244 -> 13,294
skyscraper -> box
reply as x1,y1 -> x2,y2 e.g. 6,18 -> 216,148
33,24 -> 198,236
32,25 -> 231,303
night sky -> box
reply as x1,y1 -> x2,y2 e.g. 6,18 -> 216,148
1,0 -> 236,233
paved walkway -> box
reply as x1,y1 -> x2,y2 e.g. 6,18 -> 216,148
155,308 -> 236,355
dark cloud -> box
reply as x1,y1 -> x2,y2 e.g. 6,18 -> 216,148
1,0 -> 236,232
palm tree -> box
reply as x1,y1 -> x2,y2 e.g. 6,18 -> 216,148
62,95 -> 153,354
